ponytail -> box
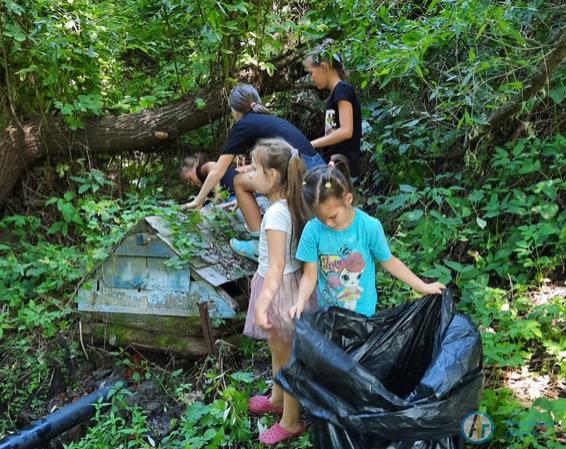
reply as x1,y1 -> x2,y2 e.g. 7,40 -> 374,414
228,83 -> 272,115
286,152 -> 309,243
250,102 -> 272,115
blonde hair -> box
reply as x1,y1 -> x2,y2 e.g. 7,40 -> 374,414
251,138 -> 309,243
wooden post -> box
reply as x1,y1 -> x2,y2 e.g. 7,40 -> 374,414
198,301 -> 218,356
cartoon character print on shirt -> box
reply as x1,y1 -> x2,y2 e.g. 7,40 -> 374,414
324,109 -> 336,136
320,246 -> 366,311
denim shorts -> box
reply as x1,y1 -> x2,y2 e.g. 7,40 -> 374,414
302,152 -> 326,171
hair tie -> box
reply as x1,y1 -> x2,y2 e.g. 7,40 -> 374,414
325,181 -> 332,189
328,160 -> 335,167
290,147 -> 299,158
250,102 -> 257,110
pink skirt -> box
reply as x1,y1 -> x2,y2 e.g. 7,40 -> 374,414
244,270 -> 317,341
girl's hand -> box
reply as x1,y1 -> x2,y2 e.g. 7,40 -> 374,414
421,282 -> 446,295
289,300 -> 306,320
235,164 -> 252,174
255,305 -> 272,331
181,199 -> 203,210
219,199 -> 238,211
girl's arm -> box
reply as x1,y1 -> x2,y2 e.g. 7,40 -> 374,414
381,256 -> 445,295
181,154 -> 234,209
254,229 -> 287,331
289,262 -> 317,319
311,100 -> 354,149
201,162 -> 224,202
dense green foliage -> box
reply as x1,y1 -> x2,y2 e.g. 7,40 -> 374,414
1,0 -> 565,447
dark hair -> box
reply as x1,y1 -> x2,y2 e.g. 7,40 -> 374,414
180,153 -> 207,183
228,84 -> 271,115
305,38 -> 347,80
303,154 -> 354,208
251,138 -> 309,244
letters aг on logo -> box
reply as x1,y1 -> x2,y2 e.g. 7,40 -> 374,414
461,411 -> 495,444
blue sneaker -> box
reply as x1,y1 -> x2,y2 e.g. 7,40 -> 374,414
230,238 -> 259,262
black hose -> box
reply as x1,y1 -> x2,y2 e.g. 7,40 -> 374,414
0,382 -> 124,449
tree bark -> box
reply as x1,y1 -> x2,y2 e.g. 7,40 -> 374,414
0,52 -> 304,208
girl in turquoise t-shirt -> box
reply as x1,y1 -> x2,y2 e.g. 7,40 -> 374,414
290,155 -> 445,319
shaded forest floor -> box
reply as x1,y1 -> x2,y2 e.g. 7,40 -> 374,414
1,134 -> 565,448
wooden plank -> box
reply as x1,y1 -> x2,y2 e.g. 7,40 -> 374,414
115,233 -> 174,258
79,311 -> 244,337
102,256 -> 147,289
100,255 -> 190,292
81,322 -> 211,356
78,279 -> 238,319
80,311 -> 203,336
146,258 -> 190,291
77,288 -> 197,316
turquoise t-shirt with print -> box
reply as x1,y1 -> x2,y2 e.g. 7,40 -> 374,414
296,208 -> 392,317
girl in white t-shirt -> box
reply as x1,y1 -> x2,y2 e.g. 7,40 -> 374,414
241,138 -> 315,445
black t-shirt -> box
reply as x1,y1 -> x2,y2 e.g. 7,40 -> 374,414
221,112 -> 316,157
196,165 -> 236,193
323,81 -> 362,177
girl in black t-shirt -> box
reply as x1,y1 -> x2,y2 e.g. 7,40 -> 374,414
305,40 -> 362,178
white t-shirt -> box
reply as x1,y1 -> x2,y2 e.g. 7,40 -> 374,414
257,200 -> 302,277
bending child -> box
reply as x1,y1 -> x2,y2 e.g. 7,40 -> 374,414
243,138 -> 315,445
305,39 -> 362,180
290,155 -> 445,320
179,153 -> 240,202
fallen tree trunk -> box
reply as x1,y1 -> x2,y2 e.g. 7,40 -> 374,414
0,51 -> 304,208
0,85 -> 226,208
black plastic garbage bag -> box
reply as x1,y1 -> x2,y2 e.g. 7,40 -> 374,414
276,289 -> 483,449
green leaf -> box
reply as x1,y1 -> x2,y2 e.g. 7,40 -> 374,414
60,103 -> 75,115
195,98 -> 206,110
549,85 -> 565,105
536,203 -> 559,220
476,217 -> 487,229
468,48 -> 476,63
399,184 -> 416,193
230,371 -> 254,384
402,209 -> 424,222
185,401 -> 209,423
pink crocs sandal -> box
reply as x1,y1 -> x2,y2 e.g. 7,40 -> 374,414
259,421 -> 307,445
248,395 -> 283,415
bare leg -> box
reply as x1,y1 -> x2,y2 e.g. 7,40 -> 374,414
268,332 -> 302,432
269,348 -> 283,407
234,173 -> 261,232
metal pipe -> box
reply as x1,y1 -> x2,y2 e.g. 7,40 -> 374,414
0,382 -> 124,449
